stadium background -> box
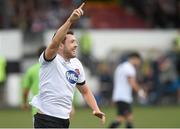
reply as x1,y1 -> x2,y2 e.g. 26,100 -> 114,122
0,0 -> 180,128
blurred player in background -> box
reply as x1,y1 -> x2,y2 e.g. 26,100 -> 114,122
21,46 -> 46,115
109,52 -> 146,128
0,55 -> 7,107
30,3 -> 105,128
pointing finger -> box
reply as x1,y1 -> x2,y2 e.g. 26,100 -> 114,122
78,2 -> 85,9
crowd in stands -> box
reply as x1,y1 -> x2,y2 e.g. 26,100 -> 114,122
0,0 -> 83,31
0,0 -> 179,30
121,0 -> 180,28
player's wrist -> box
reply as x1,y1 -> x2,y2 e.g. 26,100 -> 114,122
93,109 -> 100,113
68,11 -> 77,23
67,18 -> 73,24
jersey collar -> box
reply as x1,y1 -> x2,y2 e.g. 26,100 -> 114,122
58,54 -> 71,64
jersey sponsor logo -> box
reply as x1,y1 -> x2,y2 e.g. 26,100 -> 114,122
66,70 -> 78,84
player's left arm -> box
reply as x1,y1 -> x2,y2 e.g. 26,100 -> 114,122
128,76 -> 146,98
77,84 -> 106,124
128,76 -> 140,92
21,71 -> 31,110
22,88 -> 30,110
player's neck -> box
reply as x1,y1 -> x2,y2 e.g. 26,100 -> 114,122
58,52 -> 70,62
128,59 -> 135,67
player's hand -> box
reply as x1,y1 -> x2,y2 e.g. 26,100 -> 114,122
137,89 -> 147,104
138,89 -> 146,99
70,107 -> 75,119
68,2 -> 85,23
93,110 -> 106,124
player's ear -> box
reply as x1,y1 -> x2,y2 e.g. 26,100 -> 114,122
61,35 -> 67,44
59,42 -> 64,49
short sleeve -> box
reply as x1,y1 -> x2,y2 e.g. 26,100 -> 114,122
77,61 -> 86,85
39,51 -> 46,65
39,51 -> 56,65
126,64 -> 136,77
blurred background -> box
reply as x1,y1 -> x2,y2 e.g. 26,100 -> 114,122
0,0 -> 180,128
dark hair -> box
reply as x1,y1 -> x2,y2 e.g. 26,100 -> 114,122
37,46 -> 46,57
52,30 -> 74,43
128,52 -> 141,60
62,30 -> 74,43
66,30 -> 74,35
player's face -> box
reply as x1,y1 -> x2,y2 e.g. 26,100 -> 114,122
134,58 -> 141,68
63,34 -> 78,58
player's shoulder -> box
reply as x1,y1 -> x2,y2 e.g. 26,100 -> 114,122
71,58 -> 83,66
123,61 -> 132,67
71,58 -> 81,63
31,63 -> 40,69
28,63 -> 40,73
123,62 -> 135,73
118,62 -> 133,70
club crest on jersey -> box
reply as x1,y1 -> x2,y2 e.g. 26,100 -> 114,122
66,70 -> 78,84
75,69 -> 80,75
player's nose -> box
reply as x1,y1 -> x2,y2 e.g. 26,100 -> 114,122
75,41 -> 78,47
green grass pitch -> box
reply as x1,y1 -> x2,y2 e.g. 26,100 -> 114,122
0,105 -> 180,128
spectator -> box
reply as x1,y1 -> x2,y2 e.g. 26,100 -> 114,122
141,60 -> 156,104
97,61 -> 113,105
157,56 -> 180,103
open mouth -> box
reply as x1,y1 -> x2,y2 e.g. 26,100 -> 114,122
72,48 -> 76,52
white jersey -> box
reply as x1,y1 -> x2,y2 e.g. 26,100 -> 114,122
30,52 -> 85,119
112,61 -> 136,103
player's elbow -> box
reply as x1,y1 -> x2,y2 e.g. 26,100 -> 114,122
80,87 -> 89,96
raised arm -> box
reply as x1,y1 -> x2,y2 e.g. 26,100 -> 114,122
44,3 -> 85,60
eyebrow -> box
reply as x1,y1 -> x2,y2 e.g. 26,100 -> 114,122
71,39 -> 77,42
